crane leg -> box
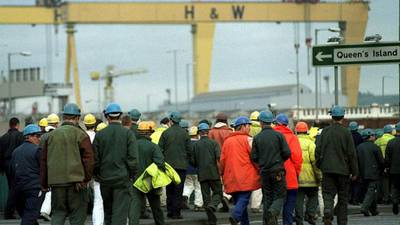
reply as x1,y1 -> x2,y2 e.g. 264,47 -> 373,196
66,23 -> 82,109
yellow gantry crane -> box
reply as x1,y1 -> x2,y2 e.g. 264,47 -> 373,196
90,65 -> 148,106
0,1 -> 369,108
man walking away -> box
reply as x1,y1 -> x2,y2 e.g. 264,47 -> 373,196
251,111 -> 291,225
385,122 -> 400,215
40,103 -> 94,225
315,105 -> 358,225
192,123 -> 222,225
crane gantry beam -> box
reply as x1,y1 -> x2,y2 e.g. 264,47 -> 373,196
0,1 -> 369,107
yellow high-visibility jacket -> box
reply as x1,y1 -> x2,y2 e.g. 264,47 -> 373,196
297,134 -> 322,187
133,162 -> 181,193
150,126 -> 168,144
375,133 -> 395,158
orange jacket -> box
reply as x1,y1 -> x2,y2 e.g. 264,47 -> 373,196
274,125 -> 303,190
208,123 -> 233,148
220,131 -> 261,194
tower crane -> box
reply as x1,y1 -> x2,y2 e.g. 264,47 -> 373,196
90,65 -> 148,107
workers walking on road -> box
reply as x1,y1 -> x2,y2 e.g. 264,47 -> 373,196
375,124 -> 394,204
183,126 -> 203,211
249,111 -> 263,213
273,113 -> 302,225
129,109 -> 142,137
40,103 -> 94,225
357,129 -> 384,216
208,112 -> 233,212
294,121 -> 321,225
0,117 -> 24,220
158,111 -> 191,219
10,124 -> 42,225
93,103 -> 138,225
349,121 -> 363,206
315,105 -> 358,225
251,111 -> 291,225
220,116 -> 261,225
385,122 -> 400,215
130,121 -> 166,225
191,123 -> 222,225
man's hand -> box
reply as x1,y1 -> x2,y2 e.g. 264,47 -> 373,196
350,175 -> 357,181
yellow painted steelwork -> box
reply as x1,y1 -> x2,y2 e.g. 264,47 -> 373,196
0,1 -> 369,106
65,24 -> 82,108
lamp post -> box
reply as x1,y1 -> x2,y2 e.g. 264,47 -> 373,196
327,36 -> 344,105
314,27 -> 340,120
166,49 -> 184,111
7,51 -> 31,115
186,63 -> 195,114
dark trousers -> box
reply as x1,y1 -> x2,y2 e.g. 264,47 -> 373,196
283,189 -> 297,225
322,173 -> 350,225
4,160 -> 16,218
391,174 -> 400,205
166,169 -> 186,217
129,187 -> 165,225
262,171 -> 286,225
349,179 -> 362,204
378,174 -> 391,203
100,182 -> 131,225
15,188 -> 42,225
200,179 -> 222,210
295,187 -> 318,225
360,180 -> 378,213
231,191 -> 252,225
51,185 -> 89,225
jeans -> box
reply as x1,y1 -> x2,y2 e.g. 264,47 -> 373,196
283,189 -> 298,225
166,169 -> 186,217
231,191 -> 252,225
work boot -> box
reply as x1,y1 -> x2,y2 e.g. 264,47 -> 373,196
182,196 -> 189,209
393,203 -> 399,215
229,216 -> 239,225
323,214 -> 333,225
370,210 -> 379,216
266,211 -> 278,225
219,196 -> 230,212
205,206 -> 217,225
360,209 -> 370,217
304,214 -> 316,225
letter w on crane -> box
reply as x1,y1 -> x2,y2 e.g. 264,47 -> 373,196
232,5 -> 245,19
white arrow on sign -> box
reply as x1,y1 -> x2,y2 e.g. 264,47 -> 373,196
316,51 -> 332,62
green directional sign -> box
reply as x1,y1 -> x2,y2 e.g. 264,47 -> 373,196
312,42 -> 400,66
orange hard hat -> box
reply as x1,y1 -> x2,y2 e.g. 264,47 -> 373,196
295,121 -> 309,133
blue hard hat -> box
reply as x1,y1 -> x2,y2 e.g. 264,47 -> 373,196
258,110 -> 274,123
179,120 -> 189,129
198,123 -> 210,131
275,113 -> 289,125
375,129 -> 384,138
23,124 -> 41,136
349,121 -> 358,131
329,105 -> 345,117
104,103 -> 122,115
234,116 -> 251,127
361,128 -> 375,138
170,111 -> 182,123
396,122 -> 400,132
383,124 -> 393,133
63,103 -> 81,116
128,109 -> 141,120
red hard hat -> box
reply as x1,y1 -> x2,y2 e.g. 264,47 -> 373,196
295,122 -> 308,133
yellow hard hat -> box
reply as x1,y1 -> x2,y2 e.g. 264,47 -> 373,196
83,113 -> 96,125
39,118 -> 48,127
148,121 -> 156,130
250,111 -> 260,121
96,122 -> 108,132
189,126 -> 198,136
138,121 -> 154,131
47,113 -> 60,124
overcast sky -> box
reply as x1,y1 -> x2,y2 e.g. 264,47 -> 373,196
0,0 -> 398,114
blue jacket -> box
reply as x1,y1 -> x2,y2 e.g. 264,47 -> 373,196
10,141 -> 41,191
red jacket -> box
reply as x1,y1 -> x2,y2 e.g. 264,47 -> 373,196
220,131 -> 261,194
274,125 -> 303,190
208,122 -> 233,148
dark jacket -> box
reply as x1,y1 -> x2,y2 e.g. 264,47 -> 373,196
357,141 -> 384,180
191,136 -> 220,182
93,122 -> 138,186
41,122 -> 94,188
351,130 -> 363,147
186,139 -> 198,175
158,123 -> 192,170
11,141 -> 41,191
315,123 -> 358,176
0,128 -> 24,171
136,135 -> 165,176
386,136 -> 400,174
130,123 -> 139,138
251,126 -> 291,175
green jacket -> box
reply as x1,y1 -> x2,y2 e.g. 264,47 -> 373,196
191,136 -> 221,182
93,122 -> 138,186
249,122 -> 262,137
385,136 -> 400,174
130,123 -> 139,138
357,141 -> 384,180
297,134 -> 321,187
43,122 -> 94,186
158,123 -> 191,170
136,135 -> 165,176
375,133 -> 394,158
316,123 -> 358,176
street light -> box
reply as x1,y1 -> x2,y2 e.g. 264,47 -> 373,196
314,27 -> 341,120
166,49 -> 184,111
364,34 -> 383,42
327,36 -> 343,105
186,63 -> 195,114
7,51 -> 32,115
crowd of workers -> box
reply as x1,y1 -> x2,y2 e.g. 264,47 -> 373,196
0,102 -> 399,225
